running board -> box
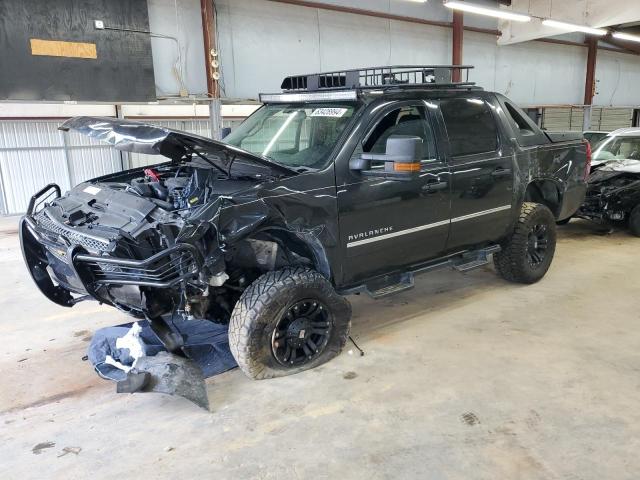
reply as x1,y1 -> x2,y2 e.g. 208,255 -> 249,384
342,245 -> 501,299
452,245 -> 501,272
365,272 -> 414,299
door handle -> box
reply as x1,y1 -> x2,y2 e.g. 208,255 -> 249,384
422,181 -> 448,192
491,168 -> 511,178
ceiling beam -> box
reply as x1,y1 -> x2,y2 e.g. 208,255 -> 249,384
602,34 -> 640,55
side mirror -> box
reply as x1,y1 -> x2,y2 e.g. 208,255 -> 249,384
220,127 -> 232,139
349,135 -> 423,180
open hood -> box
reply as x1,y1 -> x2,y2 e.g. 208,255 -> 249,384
59,116 -> 295,177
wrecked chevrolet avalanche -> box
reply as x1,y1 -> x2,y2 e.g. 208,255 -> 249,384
20,66 -> 588,379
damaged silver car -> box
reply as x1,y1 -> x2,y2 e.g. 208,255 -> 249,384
577,129 -> 640,236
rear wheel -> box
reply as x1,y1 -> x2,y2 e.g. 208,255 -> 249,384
229,268 -> 351,380
494,202 -> 557,284
629,205 -> 640,237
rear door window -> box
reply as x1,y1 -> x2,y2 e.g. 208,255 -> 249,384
439,98 -> 498,157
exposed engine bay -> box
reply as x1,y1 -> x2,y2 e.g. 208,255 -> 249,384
27,163 -> 284,321
577,160 -> 640,229
20,117 -> 321,353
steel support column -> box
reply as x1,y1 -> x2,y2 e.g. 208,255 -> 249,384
201,0 -> 219,99
200,0 -> 222,140
452,11 -> 464,83
584,37 -> 598,106
583,37 -> 598,130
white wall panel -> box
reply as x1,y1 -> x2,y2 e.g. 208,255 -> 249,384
595,50 -> 640,107
388,21 -> 449,66
493,41 -> 586,106
215,0 -> 639,108
318,10 -> 392,70
148,0 -> 208,97
464,31 -> 498,93
216,0 -> 322,99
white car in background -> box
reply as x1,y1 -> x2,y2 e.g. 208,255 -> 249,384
591,127 -> 640,171
583,130 -> 608,147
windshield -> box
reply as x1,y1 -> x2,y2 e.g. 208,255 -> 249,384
593,136 -> 640,162
223,103 -> 357,169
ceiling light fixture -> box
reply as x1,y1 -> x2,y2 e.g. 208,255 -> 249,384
444,1 -> 531,22
612,31 -> 640,43
542,19 -> 607,36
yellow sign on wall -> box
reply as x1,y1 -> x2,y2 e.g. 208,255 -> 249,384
30,39 -> 97,59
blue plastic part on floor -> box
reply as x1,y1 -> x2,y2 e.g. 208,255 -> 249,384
87,318 -> 237,381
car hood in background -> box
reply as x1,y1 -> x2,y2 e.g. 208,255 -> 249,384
59,116 -> 295,177
597,159 -> 640,174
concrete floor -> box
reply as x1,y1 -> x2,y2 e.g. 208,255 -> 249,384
1,215 -> 639,480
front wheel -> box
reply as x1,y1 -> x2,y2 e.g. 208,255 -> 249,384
229,268 -> 351,380
494,202 -> 557,284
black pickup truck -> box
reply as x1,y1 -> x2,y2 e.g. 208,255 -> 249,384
20,65 -> 588,379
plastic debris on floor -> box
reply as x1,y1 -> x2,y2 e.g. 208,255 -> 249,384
87,319 -> 237,409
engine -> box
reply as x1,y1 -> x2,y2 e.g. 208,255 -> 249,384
123,166 -> 215,211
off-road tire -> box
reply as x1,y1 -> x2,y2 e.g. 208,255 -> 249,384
494,202 -> 557,284
629,205 -> 640,237
229,267 -> 351,380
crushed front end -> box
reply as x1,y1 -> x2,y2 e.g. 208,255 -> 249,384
21,167 -> 240,324
577,162 -> 640,224
19,117 -> 298,352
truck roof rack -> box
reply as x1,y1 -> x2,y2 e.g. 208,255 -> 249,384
280,65 -> 476,92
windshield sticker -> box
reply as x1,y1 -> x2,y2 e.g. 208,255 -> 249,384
310,108 -> 348,118
83,185 -> 101,195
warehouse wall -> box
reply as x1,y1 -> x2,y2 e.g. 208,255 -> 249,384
136,0 -> 640,105
214,0 -> 640,106
0,117 -> 243,214
147,0 -> 208,97
595,49 -> 640,107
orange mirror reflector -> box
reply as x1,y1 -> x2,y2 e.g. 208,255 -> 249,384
393,162 -> 420,172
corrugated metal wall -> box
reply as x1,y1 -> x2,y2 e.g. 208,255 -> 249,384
590,108 -> 634,131
541,106 -> 634,132
0,120 -> 122,214
0,117 -> 242,215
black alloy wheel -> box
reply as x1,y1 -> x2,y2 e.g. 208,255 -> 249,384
271,299 -> 332,367
527,224 -> 549,268
229,267 -> 352,380
494,202 -> 557,284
